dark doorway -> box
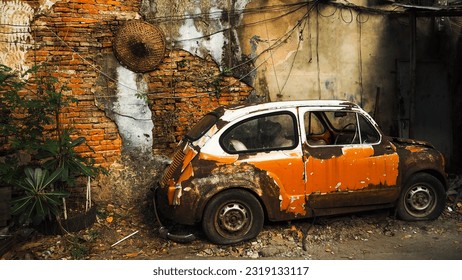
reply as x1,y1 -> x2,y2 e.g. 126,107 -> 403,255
397,60 -> 453,165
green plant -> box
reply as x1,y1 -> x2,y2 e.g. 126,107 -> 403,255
0,64 -> 71,153
11,167 -> 68,225
37,129 -> 101,186
0,156 -> 20,187
1,63 -> 105,227
211,76 -> 223,98
135,90 -> 149,105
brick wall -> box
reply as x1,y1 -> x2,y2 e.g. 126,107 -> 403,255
16,0 -> 253,167
148,50 -> 253,155
19,0 -> 141,167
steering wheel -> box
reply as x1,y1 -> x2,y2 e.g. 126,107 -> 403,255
334,123 -> 357,145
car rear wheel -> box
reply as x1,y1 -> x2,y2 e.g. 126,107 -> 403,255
202,189 -> 264,245
397,173 -> 446,221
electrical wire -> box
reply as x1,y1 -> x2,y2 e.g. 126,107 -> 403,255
0,2 -> 312,28
358,15 -> 364,107
39,23 -> 253,101
275,3 -> 319,97
264,10 -> 281,97
317,2 -> 338,18
356,12 -> 370,24
174,3 -> 310,43
340,6 -> 354,24
0,0 -> 419,102
316,6 -> 321,99
150,1 -> 313,23
155,2 -> 317,97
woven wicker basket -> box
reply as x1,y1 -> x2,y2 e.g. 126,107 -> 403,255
113,20 -> 166,73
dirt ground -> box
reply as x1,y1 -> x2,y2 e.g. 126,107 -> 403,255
2,195 -> 462,260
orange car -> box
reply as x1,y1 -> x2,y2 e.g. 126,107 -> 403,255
154,100 -> 447,244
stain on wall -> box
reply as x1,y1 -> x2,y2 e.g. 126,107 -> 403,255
0,0 -> 34,72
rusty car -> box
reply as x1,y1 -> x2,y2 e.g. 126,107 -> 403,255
154,100 -> 447,245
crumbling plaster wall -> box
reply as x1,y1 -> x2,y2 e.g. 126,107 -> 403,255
149,0 -> 411,133
237,0 -> 404,133
155,0 -> 456,139
2,0 -> 457,208
0,0 -> 254,208
0,0 -> 35,72
3,0 -> 413,164
151,0 -> 248,65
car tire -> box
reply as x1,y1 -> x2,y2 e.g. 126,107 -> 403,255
397,173 -> 446,221
202,189 -> 264,245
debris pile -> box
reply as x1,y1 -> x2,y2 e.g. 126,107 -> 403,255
1,176 -> 462,260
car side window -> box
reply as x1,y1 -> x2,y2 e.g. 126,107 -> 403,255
305,110 -> 380,146
305,112 -> 328,145
221,113 -> 297,153
325,111 -> 359,145
358,114 -> 380,143
305,112 -> 325,135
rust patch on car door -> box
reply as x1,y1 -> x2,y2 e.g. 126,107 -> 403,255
248,151 -> 306,215
306,145 -> 399,194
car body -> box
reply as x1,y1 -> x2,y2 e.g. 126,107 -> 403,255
154,100 -> 447,244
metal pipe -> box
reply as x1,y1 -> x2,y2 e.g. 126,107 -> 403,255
152,187 -> 196,243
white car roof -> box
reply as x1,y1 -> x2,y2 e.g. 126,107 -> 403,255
220,100 -> 361,121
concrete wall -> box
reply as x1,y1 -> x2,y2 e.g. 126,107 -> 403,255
239,1 -> 398,127
150,0 -> 412,133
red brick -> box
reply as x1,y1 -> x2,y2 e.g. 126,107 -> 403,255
74,0 -> 96,4
90,135 -> 105,141
17,2 -> 252,167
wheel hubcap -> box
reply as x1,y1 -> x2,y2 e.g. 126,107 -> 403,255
218,203 -> 248,232
406,185 -> 433,212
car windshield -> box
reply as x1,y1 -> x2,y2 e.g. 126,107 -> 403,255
185,113 -> 219,141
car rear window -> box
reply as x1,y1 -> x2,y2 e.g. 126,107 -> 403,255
220,112 -> 298,153
185,113 -> 219,141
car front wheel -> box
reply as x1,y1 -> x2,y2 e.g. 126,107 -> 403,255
202,189 -> 264,245
397,173 -> 446,221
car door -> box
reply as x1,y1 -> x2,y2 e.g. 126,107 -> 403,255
298,107 -> 400,212
219,110 -> 307,218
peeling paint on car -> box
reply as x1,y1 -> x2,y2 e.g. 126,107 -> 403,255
155,100 -> 447,244
305,146 -> 400,195
405,145 -> 428,153
249,154 -> 305,215
181,146 -> 197,172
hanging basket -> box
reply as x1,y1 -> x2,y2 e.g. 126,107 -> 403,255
113,20 -> 166,73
